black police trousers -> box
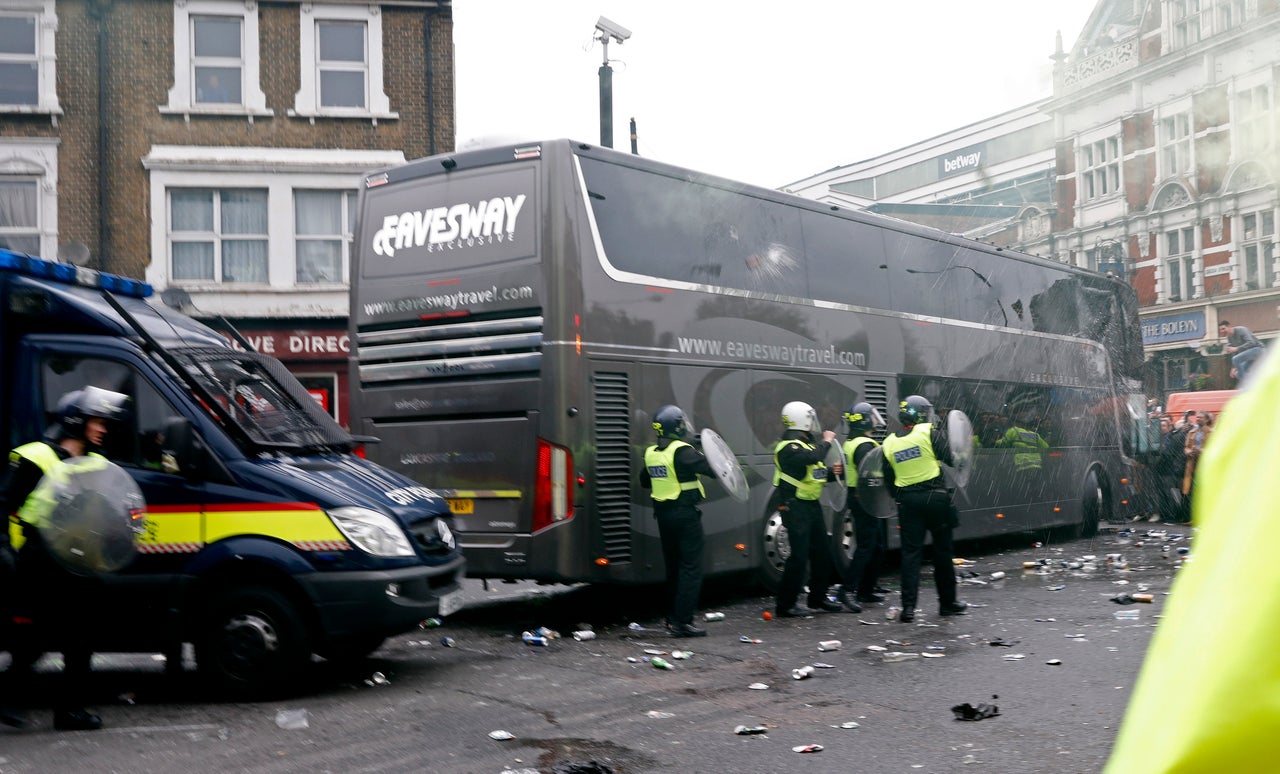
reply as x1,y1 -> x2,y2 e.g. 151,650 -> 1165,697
776,498 -> 836,612
840,497 -> 887,597
897,489 -> 959,613
654,505 -> 704,626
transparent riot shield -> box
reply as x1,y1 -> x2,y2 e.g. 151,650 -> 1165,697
31,457 -> 147,575
701,429 -> 749,503
944,410 -> 975,489
821,441 -> 847,512
856,446 -> 897,519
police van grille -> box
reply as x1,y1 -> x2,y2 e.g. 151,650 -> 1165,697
865,379 -> 890,441
355,311 -> 543,385
593,372 -> 632,562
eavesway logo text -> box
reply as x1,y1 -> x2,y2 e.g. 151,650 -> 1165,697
372,195 -> 527,257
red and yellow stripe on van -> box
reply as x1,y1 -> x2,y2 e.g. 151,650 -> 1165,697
137,502 -> 350,554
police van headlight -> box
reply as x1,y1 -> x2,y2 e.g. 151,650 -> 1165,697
437,518 -> 456,551
328,506 -> 415,557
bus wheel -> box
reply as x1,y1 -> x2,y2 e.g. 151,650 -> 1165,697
1079,468 -> 1109,538
196,585 -> 310,699
830,509 -> 855,578
758,510 -> 790,592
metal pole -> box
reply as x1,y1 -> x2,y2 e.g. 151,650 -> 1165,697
599,63 -> 613,148
630,117 -> 638,154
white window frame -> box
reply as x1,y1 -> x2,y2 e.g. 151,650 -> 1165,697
143,145 -> 405,318
293,189 -> 355,285
1079,137 -> 1121,202
1214,0 -> 1247,32
291,3 -> 395,121
1169,0 -> 1203,49
167,187 -> 270,285
1164,225 -> 1197,302
1239,208 -> 1276,291
0,0 -> 59,115
163,0 -> 270,118
1234,84 -> 1273,157
1160,112 -> 1194,178
0,136 -> 58,257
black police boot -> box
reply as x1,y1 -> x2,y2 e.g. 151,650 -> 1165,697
53,708 -> 102,731
808,597 -> 842,613
835,588 -> 863,614
899,608 -> 916,623
856,593 -> 886,605
939,601 -> 969,617
775,606 -> 810,618
670,623 -> 707,638
873,586 -> 891,595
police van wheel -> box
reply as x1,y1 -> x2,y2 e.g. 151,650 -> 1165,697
757,510 -> 790,593
197,585 -> 310,698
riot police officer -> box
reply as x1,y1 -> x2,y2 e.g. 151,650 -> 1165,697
881,395 -> 968,623
640,405 -> 715,638
769,401 -> 842,618
0,386 -> 128,731
835,402 -> 888,614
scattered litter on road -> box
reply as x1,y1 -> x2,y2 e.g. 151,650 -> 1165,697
817,640 -> 842,651
1047,584 -> 1067,591
1003,653 -> 1026,660
1065,633 -> 1087,639
865,645 -> 888,652
921,652 -> 946,659
650,657 -> 674,670
739,635 -> 763,644
275,709 -> 309,730
1114,609 -> 1141,620
859,619 -> 882,625
988,638 -> 1018,647
643,649 -> 668,655
735,725 -> 768,735
1046,659 -> 1063,665
704,612 -> 726,621
572,630 -> 596,641
522,631 -> 548,647
834,721 -> 861,729
419,617 -> 442,628
952,702 -> 1000,721
792,744 -> 824,753
747,683 -> 769,690
1034,618 -> 1056,622
488,729 -> 515,740
812,662 -> 836,668
440,636 -> 456,647
645,711 -> 674,719
882,652 -> 920,662
792,665 -> 815,680
990,571 -> 1006,580
961,753 -> 982,764
670,650 -> 692,660
365,671 -> 389,686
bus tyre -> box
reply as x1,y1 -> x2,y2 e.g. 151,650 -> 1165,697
196,585 -> 310,699
1079,468 -> 1108,538
757,510 -> 789,593
830,509 -> 855,578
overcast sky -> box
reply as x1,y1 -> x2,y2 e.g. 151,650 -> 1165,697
452,1 -> 1099,189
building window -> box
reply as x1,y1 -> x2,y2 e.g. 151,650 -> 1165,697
1170,0 -> 1202,48
1165,226 -> 1196,302
192,15 -> 244,105
1160,113 -> 1193,177
1080,137 -> 1120,201
169,188 -> 268,284
292,4 -> 395,119
0,1 -> 58,114
1215,0 -> 1247,32
0,178 -> 39,253
1164,358 -> 1189,390
1234,84 -> 1272,156
164,0 -> 268,116
1241,209 -> 1275,291
294,189 -> 354,283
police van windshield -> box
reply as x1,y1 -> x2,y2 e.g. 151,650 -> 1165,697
173,348 -> 352,452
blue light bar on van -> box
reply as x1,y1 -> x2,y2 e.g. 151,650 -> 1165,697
0,248 -> 153,298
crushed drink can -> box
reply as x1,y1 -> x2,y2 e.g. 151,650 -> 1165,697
1131,593 -> 1155,603
990,571 -> 1006,580
704,612 -> 726,621
735,725 -> 768,735
791,665 -> 815,680
792,744 -> 824,753
535,626 -> 559,639
521,631 -> 548,647
419,617 -> 443,629
1022,561 -> 1039,569
817,640 -> 842,652
572,630 -> 596,641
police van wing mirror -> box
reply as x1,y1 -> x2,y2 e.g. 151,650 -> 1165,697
160,416 -> 206,480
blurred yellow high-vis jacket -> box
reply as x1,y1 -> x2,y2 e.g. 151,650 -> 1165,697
1106,346 -> 1279,773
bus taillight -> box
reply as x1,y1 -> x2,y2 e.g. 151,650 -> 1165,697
534,439 -> 574,532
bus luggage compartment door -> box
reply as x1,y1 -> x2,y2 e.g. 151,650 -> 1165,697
365,416 -> 532,538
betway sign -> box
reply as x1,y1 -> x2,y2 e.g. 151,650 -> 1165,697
938,143 -> 985,178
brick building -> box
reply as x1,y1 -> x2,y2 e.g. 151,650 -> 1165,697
787,0 -> 1280,401
0,0 -> 454,426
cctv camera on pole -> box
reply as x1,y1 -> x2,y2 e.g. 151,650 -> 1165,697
594,16 -> 631,149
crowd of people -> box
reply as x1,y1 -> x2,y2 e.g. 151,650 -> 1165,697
1138,406 -> 1215,524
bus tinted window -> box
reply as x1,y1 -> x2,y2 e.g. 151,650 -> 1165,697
799,210 -> 890,308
